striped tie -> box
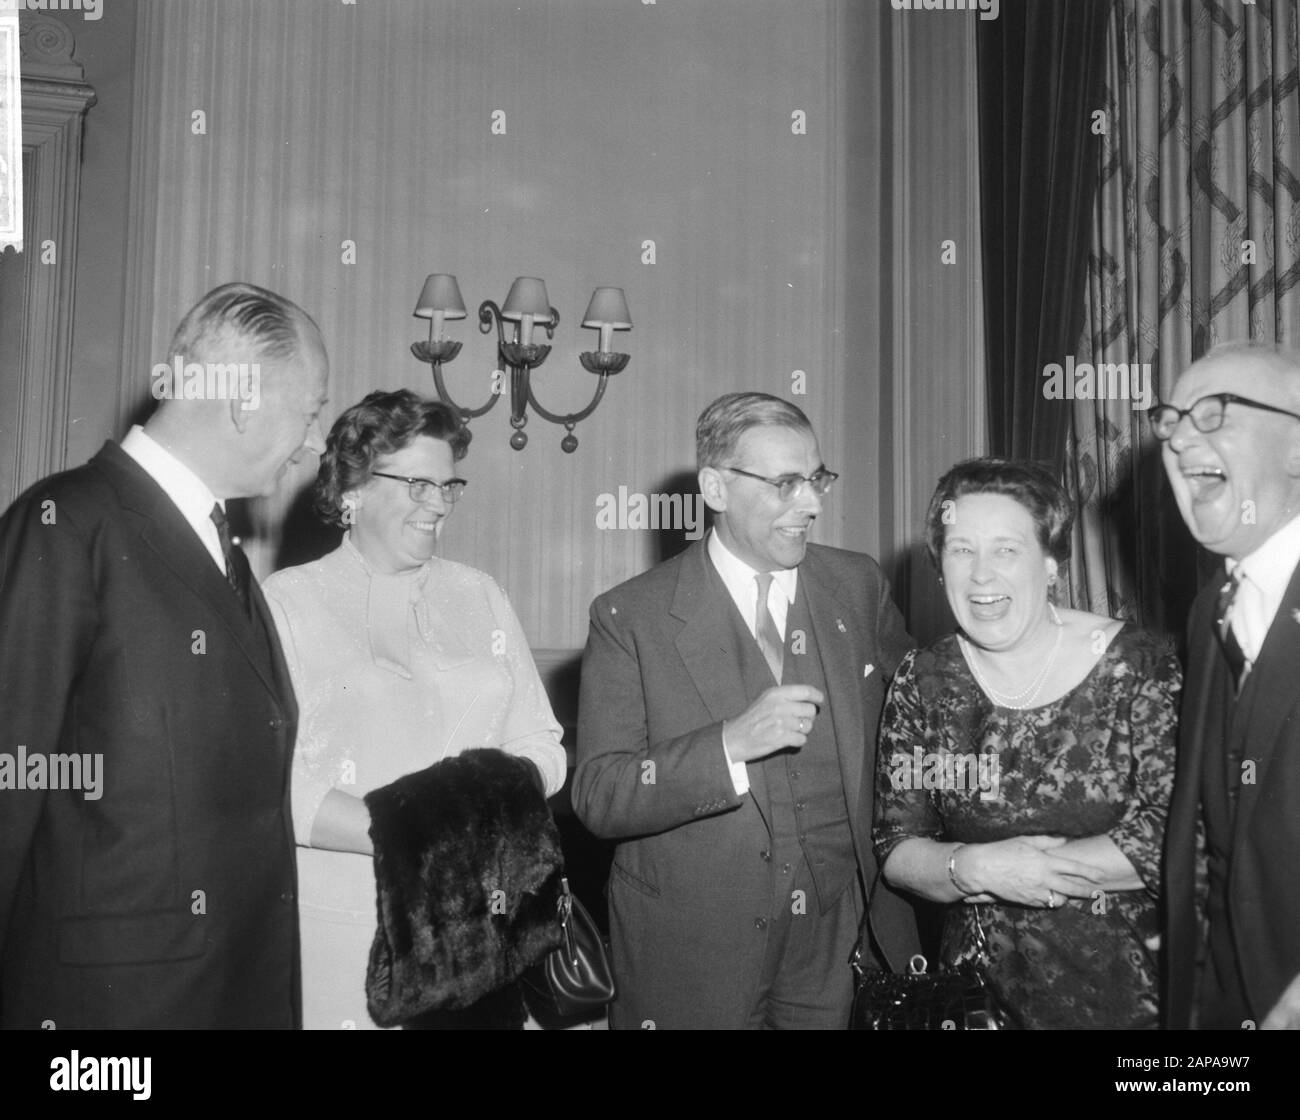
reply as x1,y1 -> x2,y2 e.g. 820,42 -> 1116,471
1215,570 -> 1247,692
754,572 -> 784,683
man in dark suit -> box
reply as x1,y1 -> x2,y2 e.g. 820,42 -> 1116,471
573,392 -> 918,1029
1159,342 -> 1300,1030
0,282 -> 328,1028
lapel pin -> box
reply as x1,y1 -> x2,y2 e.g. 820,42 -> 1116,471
836,619 -> 846,633
864,663 -> 875,678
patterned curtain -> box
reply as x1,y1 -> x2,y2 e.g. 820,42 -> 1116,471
1067,0 -> 1300,637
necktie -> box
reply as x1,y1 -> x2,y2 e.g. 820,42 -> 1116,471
1215,570 -> 1248,692
210,502 -> 251,614
754,572 -> 784,683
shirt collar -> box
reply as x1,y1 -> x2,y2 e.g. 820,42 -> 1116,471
120,425 -> 221,524
707,529 -> 798,604
1229,512 -> 1300,603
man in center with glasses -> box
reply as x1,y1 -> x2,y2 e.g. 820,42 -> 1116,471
1156,342 -> 1300,1030
574,392 -> 920,1028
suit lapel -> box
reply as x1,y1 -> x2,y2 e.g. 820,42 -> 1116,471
1178,584 -> 1219,808
798,551 -> 867,824
671,541 -> 747,721
671,540 -> 773,829
1231,558 -> 1300,843
93,444 -> 292,715
251,577 -> 297,726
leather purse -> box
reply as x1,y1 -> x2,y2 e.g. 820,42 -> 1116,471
850,907 -> 1008,1030
521,876 -> 616,1019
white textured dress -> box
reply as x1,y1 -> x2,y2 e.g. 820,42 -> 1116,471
263,536 -> 567,1030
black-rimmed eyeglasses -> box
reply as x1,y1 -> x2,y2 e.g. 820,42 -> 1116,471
1147,393 -> 1300,441
722,466 -> 838,501
370,471 -> 468,503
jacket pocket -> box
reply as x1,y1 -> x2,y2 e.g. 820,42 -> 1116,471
610,860 -> 660,899
59,907 -> 207,966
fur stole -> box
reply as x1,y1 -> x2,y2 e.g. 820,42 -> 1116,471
363,748 -> 564,1027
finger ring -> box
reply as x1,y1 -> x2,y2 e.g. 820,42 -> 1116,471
799,717 -> 809,733
1046,890 -> 1056,909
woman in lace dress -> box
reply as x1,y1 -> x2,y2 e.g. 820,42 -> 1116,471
263,390 -> 566,1030
872,458 -> 1180,1029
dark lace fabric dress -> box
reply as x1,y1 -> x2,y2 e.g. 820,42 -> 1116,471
872,625 -> 1181,1030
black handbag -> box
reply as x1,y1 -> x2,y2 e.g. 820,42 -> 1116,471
850,907 -> 1008,1030
521,877 -> 616,1019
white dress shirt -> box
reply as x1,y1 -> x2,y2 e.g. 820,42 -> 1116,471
1226,512 -> 1300,670
707,529 -> 799,796
121,425 -> 226,573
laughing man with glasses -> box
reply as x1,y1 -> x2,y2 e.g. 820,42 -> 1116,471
1160,342 -> 1300,1032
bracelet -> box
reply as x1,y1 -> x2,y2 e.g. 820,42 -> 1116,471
947,843 -> 967,894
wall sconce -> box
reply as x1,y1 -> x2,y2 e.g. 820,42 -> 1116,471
411,274 -> 632,452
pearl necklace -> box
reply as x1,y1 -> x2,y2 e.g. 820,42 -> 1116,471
960,623 -> 1063,710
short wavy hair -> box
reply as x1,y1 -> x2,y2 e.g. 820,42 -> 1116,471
925,457 -> 1073,568
313,390 -> 469,527
696,392 -> 814,471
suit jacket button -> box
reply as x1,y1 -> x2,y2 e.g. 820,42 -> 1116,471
754,917 -> 767,930
280,891 -> 294,903
760,850 -> 771,861
795,801 -> 806,812
790,770 -> 800,781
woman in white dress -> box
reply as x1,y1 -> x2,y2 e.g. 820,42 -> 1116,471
264,389 -> 567,1029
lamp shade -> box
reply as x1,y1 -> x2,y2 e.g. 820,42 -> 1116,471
414,274 -> 467,320
581,287 -> 632,330
500,277 -> 554,324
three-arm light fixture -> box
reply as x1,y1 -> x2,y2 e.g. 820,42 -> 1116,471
411,274 -> 632,452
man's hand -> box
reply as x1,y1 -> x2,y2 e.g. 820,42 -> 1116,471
1261,972 -> 1300,1029
723,685 -> 825,763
